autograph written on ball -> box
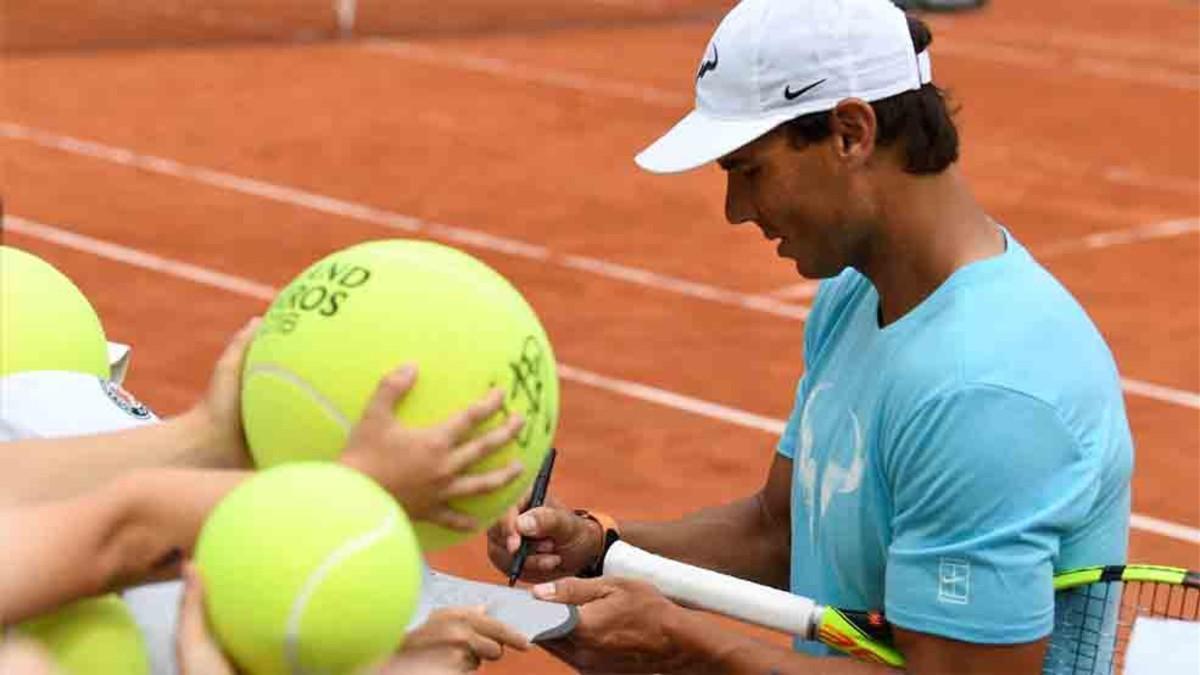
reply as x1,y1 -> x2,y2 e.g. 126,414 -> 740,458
499,336 -> 555,448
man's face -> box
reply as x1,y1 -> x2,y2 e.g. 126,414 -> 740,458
718,126 -> 866,279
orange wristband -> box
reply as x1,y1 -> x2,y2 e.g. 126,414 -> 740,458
574,509 -> 621,578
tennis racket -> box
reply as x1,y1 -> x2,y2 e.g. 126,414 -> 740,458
603,541 -> 1199,672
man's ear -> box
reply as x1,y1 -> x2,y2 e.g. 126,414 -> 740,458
829,99 -> 877,167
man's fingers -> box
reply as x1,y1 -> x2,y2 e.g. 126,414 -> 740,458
486,532 -> 516,569
446,414 -> 524,472
515,506 -> 576,541
442,461 -> 524,499
362,365 -> 417,422
531,577 -> 612,605
440,388 -> 505,441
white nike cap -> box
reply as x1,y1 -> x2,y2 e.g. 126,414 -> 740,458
636,0 -> 933,174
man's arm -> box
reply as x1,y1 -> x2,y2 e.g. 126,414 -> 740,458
619,453 -> 792,589
488,453 -> 792,589
535,577 -> 1048,675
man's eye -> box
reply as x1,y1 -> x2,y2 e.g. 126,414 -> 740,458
741,166 -> 761,178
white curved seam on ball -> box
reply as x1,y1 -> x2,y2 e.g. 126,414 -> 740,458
246,363 -> 352,432
283,511 -> 399,675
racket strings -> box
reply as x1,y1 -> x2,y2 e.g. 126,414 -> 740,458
1046,580 -> 1200,674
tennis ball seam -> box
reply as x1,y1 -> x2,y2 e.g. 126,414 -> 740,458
283,510 -> 400,675
246,363 -> 351,432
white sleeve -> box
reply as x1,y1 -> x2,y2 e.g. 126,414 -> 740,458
0,371 -> 158,441
1,370 -> 173,673
107,342 -> 132,385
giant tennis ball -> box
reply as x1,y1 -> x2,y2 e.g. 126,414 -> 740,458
15,595 -> 150,675
195,463 -> 423,675
241,239 -> 558,550
0,246 -> 108,378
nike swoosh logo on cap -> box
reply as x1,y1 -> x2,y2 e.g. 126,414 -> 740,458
696,46 -> 719,81
783,78 -> 827,101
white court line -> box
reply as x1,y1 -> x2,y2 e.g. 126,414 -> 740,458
3,213 -> 1198,545
361,40 -> 687,107
1130,514 -> 1200,545
360,40 -> 1198,198
0,122 -> 809,321
4,124 -> 1196,411
770,280 -> 821,301
1120,379 -> 1200,410
364,33 -> 1199,98
933,39 -> 1200,92
768,218 -> 1200,299
1036,218 -> 1200,257
933,23 -> 1199,66
334,0 -> 356,37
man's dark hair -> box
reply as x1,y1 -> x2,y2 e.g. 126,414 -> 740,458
781,15 -> 959,174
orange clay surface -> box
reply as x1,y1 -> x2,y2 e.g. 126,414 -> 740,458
1,0 -> 1197,671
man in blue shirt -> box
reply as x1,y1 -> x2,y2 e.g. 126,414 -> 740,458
487,0 -> 1133,672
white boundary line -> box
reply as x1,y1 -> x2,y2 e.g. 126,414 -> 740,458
769,218 -> 1200,299
357,40 -> 1198,198
3,213 -> 1198,545
1130,513 -> 1200,545
1120,379 -> 1200,410
935,21 -> 1199,66
933,39 -> 1200,92
333,0 -> 356,38
3,125 -> 1196,411
1035,218 -> 1200,257
362,41 -> 687,107
0,122 -> 809,321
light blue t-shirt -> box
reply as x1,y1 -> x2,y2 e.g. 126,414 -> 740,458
777,230 -> 1133,653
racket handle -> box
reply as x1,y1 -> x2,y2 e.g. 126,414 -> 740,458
603,541 -> 819,638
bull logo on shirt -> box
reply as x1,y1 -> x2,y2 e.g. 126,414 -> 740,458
796,382 -> 864,545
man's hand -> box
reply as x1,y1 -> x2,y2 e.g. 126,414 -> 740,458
533,577 -> 703,674
486,499 -> 605,582
179,318 -> 260,469
340,366 -> 526,531
390,606 -> 530,673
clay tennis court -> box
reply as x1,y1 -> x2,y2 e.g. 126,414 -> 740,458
2,0 -> 1197,671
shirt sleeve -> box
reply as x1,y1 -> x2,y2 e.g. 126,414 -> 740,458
0,371 -> 158,442
883,384 -> 1101,644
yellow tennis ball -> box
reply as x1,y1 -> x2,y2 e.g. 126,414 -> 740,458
15,595 -> 150,675
241,239 -> 559,550
195,463 -> 423,675
0,246 -> 108,378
